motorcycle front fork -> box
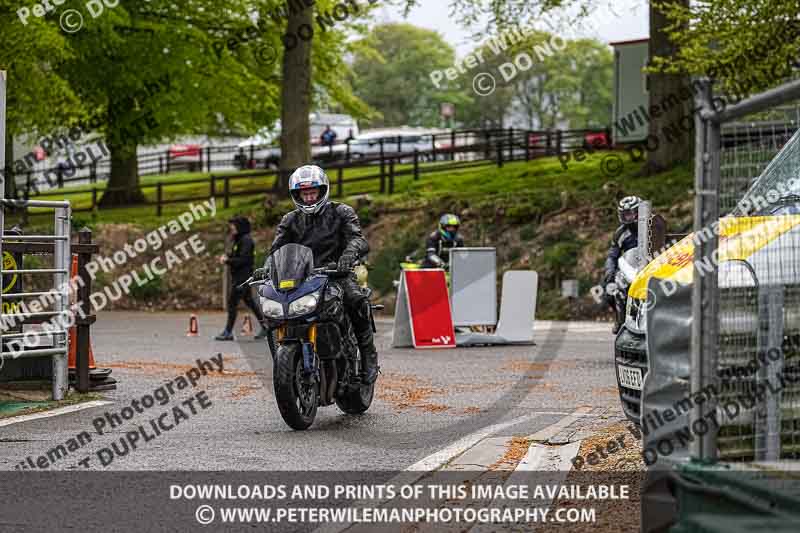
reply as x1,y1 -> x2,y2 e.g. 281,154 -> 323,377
301,342 -> 318,384
613,296 -> 626,328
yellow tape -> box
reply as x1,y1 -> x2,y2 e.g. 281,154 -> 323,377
629,215 -> 800,300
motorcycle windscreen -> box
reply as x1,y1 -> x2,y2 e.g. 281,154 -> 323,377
267,243 -> 314,291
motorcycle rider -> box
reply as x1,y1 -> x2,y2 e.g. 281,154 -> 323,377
270,165 -> 379,384
603,196 -> 641,334
215,215 -> 270,341
422,213 -> 464,269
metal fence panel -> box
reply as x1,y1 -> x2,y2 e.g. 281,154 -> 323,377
449,247 -> 497,327
695,79 -> 800,465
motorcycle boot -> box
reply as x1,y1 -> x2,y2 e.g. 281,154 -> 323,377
353,299 -> 380,384
340,277 -> 380,384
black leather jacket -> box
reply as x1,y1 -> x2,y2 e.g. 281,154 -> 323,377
604,224 -> 638,279
270,201 -> 369,267
227,217 -> 256,284
423,230 -> 464,268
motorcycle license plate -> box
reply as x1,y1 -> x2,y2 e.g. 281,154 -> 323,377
617,365 -> 643,391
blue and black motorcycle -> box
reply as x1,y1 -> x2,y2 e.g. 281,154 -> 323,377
246,243 -> 380,430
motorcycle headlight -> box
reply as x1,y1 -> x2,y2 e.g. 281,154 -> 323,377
636,298 -> 648,332
261,298 -> 284,319
625,298 -> 647,333
288,291 -> 320,317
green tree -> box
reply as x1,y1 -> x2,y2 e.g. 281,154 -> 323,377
2,0 -> 374,205
402,1 -> 691,172
561,38 -> 613,128
272,0 -> 377,196
453,42 -> 517,129
506,34 -> 612,129
0,3 -> 82,199
653,0 -> 800,98
350,23 -> 467,127
57,0 -> 282,206
454,32 -> 612,130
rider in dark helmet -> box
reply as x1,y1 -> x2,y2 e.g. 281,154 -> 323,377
270,165 -> 379,384
422,213 -> 464,269
604,196 -> 641,333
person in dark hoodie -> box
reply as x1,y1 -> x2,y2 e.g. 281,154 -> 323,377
215,215 -> 269,341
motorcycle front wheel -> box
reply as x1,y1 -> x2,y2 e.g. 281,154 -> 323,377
274,344 -> 318,430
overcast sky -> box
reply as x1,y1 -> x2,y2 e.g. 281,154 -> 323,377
373,0 -> 649,56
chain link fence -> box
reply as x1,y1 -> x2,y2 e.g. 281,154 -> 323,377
694,80 -> 800,465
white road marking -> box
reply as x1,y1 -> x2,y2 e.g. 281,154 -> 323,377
406,414 -> 539,472
527,406 -> 594,442
469,441 -> 583,533
313,414 -> 539,533
0,400 -> 112,428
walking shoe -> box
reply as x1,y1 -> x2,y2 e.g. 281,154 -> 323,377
214,330 -> 234,341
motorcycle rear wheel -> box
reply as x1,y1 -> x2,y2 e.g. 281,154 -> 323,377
274,344 -> 318,430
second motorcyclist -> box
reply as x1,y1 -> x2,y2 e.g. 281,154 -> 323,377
270,165 -> 379,384
603,196 -> 641,334
422,213 -> 464,269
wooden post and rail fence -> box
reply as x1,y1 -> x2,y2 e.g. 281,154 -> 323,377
15,127 -> 615,217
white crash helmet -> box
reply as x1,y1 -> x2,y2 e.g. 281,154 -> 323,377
289,165 -> 330,215
618,195 -> 642,225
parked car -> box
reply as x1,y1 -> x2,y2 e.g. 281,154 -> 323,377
234,114 -> 359,169
615,128 -> 800,424
168,144 -> 202,172
326,128 -> 451,163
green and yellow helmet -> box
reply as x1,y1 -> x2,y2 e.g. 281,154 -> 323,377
439,213 -> 460,241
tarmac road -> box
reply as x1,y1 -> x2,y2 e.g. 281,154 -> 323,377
0,312 -> 624,472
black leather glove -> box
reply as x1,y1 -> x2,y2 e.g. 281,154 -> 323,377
337,252 -> 356,272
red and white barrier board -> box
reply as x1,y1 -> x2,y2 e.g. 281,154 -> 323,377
391,269 -> 456,349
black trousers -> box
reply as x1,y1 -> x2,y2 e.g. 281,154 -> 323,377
334,276 -> 375,352
225,284 -> 264,332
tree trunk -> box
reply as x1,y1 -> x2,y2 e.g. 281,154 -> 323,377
275,4 -> 313,198
99,143 -> 144,207
646,0 -> 692,174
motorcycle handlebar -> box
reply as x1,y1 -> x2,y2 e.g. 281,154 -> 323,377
241,265 -> 354,288
314,268 -> 353,278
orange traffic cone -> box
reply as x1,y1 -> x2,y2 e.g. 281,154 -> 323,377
68,254 -> 96,370
186,314 -> 199,337
68,328 -> 96,369
241,315 -> 254,336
